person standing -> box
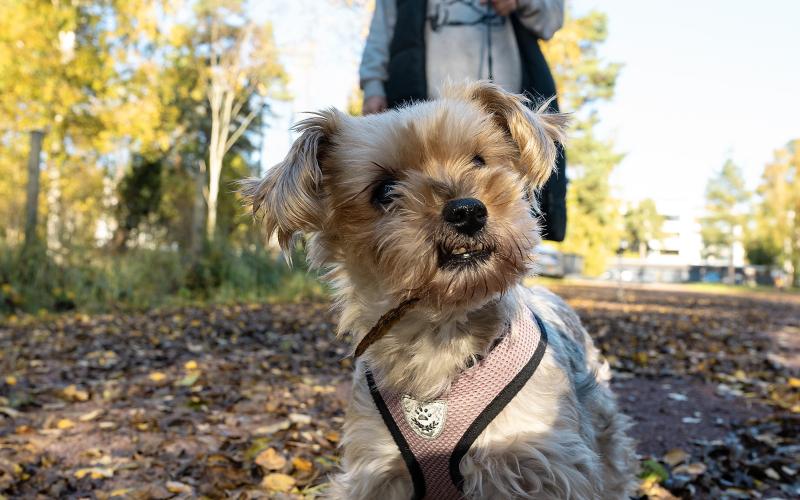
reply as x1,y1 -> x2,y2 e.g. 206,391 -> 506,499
359,0 -> 568,242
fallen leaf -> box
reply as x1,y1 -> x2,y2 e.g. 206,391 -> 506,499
63,384 -> 89,402
79,409 -> 104,422
289,413 -> 312,426
255,448 -> 286,471
292,456 -> 313,473
261,473 -> 295,492
673,462 -> 707,476
165,480 -> 193,494
148,371 -> 167,383
176,372 -> 200,387
662,448 -> 689,467
254,420 -> 290,435
184,360 -> 198,371
56,418 -> 74,430
74,467 -> 114,479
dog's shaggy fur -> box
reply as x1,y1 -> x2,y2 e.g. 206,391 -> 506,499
242,81 -> 637,499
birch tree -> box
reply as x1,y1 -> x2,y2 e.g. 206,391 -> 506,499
198,0 -> 285,239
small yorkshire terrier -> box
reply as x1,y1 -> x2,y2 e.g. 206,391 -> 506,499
243,81 -> 636,499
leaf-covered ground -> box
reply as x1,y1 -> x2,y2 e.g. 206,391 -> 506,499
0,283 -> 798,499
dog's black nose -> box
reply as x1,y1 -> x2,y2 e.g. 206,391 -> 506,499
442,198 -> 487,235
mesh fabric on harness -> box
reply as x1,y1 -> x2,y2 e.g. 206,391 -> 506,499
366,305 -> 549,500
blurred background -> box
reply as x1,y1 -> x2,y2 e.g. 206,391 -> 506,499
1,0 -> 799,313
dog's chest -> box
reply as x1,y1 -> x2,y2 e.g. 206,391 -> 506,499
365,305 -> 548,499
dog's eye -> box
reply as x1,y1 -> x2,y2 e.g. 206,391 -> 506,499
472,155 -> 486,167
372,179 -> 398,207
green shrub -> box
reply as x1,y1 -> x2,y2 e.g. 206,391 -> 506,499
0,241 -> 326,316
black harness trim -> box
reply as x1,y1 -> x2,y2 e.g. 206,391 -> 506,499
449,311 -> 548,491
366,311 -> 549,499
366,370 -> 426,499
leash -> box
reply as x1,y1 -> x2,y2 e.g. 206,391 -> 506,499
353,297 -> 421,358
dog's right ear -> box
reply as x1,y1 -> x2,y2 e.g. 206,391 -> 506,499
240,109 -> 340,258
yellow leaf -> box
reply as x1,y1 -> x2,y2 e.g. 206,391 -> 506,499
79,409 -> 104,422
57,418 -> 74,430
255,448 -> 286,471
788,377 -> 800,388
74,467 -> 114,479
633,352 -> 648,366
5,376 -> 16,386
292,456 -> 313,473
184,360 -> 198,371
324,430 -> 340,443
148,371 -> 167,383
110,489 -> 132,497
63,384 -> 90,401
261,473 -> 295,492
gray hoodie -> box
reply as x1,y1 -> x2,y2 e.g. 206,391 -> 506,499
360,0 -> 565,99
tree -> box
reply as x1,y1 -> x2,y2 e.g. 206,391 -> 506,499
700,160 -> 749,281
0,0 -> 171,251
623,198 -> 664,258
541,9 -> 623,275
748,140 -> 800,285
194,0 -> 286,240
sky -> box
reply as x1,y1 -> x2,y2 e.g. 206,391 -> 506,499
257,0 -> 800,213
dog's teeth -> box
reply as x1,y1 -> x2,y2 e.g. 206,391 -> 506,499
453,247 -> 467,255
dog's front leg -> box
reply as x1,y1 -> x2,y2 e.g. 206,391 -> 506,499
326,373 -> 414,500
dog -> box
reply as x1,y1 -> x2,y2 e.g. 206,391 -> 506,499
242,81 -> 637,499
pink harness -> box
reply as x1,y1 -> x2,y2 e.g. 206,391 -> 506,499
366,306 -> 548,500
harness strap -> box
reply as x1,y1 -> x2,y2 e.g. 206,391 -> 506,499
366,306 -> 548,500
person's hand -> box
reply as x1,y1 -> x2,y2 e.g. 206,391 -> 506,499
481,0 -> 518,17
363,95 -> 388,115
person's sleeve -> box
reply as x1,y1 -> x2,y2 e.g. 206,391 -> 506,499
515,0 -> 565,41
359,0 -> 397,99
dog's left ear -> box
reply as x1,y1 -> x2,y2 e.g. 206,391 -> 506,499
240,109 -> 341,260
461,81 -> 569,188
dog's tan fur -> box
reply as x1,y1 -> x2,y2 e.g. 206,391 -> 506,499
242,81 -> 637,499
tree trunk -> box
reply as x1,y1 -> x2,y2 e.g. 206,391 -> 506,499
207,151 -> 220,240
190,162 -> 207,257
24,130 -> 44,248
46,161 -> 62,258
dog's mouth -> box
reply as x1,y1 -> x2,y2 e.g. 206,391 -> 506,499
438,242 -> 495,270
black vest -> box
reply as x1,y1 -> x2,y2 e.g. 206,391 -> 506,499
385,0 -> 567,242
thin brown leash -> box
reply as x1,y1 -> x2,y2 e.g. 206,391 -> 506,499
353,296 -> 422,359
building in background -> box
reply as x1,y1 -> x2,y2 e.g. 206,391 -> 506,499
609,198 -> 750,283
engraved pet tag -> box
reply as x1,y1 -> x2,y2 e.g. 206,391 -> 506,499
401,395 -> 447,440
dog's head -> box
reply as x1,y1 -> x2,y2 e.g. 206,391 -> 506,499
243,81 -> 567,311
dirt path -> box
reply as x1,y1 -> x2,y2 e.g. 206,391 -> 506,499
1,285 -> 798,498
